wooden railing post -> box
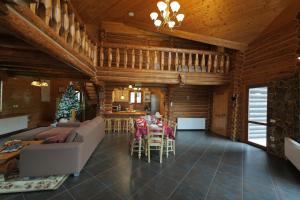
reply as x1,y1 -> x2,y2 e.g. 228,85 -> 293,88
208,54 -> 212,72
182,53 -> 186,70
195,54 -> 199,72
61,2 -> 69,42
108,48 -> 112,67
75,22 -> 81,51
161,51 -> 164,71
131,49 -> 135,69
154,51 -> 158,70
93,45 -> 98,67
43,0 -> 52,26
201,54 -> 206,72
175,52 -> 179,71
146,50 -> 150,70
168,52 -> 172,71
139,49 -> 143,69
213,55 -> 218,73
69,13 -> 75,47
52,0 -> 62,34
220,55 -> 225,73
116,48 -> 120,68
124,49 -> 128,68
225,56 -> 230,73
99,47 -> 104,67
188,53 -> 192,72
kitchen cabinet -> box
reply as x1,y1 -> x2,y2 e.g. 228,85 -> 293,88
112,89 -> 129,102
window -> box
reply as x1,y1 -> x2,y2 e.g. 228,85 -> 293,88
130,91 -> 142,104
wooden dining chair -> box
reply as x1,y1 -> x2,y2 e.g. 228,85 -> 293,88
164,121 -> 177,157
146,126 -> 164,163
130,128 -> 144,159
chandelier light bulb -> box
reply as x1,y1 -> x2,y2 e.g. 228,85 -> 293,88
40,81 -> 49,87
31,81 -> 39,86
176,13 -> 185,22
170,1 -> 180,12
157,1 -> 167,12
150,12 -> 158,21
154,19 -> 162,27
168,21 -> 176,28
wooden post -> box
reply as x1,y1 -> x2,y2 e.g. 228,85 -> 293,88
225,56 -> 230,73
100,47 -> 104,67
146,50 -> 150,70
43,0 -> 52,26
213,54 -> 218,73
188,53 -> 192,72
75,22 -> 81,51
139,49 -> 143,69
124,49 -> 128,68
131,49 -> 135,69
62,2 -> 69,42
168,52 -> 172,71
182,53 -> 186,71
69,13 -> 75,47
29,2 -> 37,14
52,0 -> 61,34
161,51 -> 164,71
201,53 -> 206,72
175,52 -> 179,71
220,55 -> 225,73
208,54 -> 212,72
108,48 -> 112,67
195,54 -> 199,72
154,51 -> 158,70
116,48 -> 120,68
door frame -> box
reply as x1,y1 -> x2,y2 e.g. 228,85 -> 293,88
246,84 -> 269,150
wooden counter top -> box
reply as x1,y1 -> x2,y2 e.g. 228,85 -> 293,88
104,111 -> 147,117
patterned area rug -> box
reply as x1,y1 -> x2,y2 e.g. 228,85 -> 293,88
0,174 -> 68,193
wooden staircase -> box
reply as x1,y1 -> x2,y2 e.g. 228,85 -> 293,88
85,82 -> 98,102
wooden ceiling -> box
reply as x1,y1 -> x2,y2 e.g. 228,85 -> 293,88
70,0 -> 294,48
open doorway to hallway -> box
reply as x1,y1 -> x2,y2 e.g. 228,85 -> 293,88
248,87 -> 268,147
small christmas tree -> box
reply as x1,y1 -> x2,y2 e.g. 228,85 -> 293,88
56,83 -> 80,121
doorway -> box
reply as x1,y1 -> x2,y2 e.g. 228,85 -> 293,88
247,87 -> 268,147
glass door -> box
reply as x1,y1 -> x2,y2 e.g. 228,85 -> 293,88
248,87 -> 268,147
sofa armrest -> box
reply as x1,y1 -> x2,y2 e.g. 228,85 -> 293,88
19,143 -> 81,177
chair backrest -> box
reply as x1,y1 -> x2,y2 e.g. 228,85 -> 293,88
147,126 -> 164,144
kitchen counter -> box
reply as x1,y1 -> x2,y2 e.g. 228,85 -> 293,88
104,111 -> 147,118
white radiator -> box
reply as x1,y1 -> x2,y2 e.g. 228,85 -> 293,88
0,115 -> 29,135
177,118 -> 206,130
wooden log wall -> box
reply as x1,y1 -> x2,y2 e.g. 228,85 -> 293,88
230,11 -> 300,157
168,85 -> 212,130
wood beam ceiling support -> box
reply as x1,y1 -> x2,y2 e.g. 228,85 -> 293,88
125,22 -> 248,51
0,3 -> 95,77
97,68 -> 230,86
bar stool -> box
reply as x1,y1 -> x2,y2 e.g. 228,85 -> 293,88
113,118 -> 122,133
104,118 -> 112,134
122,118 -> 129,133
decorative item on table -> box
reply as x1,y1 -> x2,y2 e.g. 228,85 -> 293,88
135,118 -> 147,128
0,140 -> 23,153
55,83 -> 80,122
155,112 -> 162,119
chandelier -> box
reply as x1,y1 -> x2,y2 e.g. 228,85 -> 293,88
150,0 -> 184,30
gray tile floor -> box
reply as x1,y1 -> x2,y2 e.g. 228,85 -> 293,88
1,131 -> 300,200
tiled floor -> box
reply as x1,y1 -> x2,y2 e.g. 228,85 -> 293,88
1,131 -> 300,200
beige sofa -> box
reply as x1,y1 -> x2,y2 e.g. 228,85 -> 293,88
18,116 -> 105,177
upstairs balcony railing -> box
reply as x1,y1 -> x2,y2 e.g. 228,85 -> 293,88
99,43 -> 230,74
24,0 -> 97,67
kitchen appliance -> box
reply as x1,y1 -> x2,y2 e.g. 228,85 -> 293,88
112,106 -> 119,112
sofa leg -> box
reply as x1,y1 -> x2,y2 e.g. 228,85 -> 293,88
73,172 -> 80,177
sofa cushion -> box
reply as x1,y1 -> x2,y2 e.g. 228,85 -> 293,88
36,127 -> 74,143
11,127 -> 52,141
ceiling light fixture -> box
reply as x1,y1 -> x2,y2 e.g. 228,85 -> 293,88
150,0 -> 184,30
297,56 -> 300,61
31,80 -> 49,87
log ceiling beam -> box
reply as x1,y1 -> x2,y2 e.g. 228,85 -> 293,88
125,21 -> 248,51
97,67 -> 230,86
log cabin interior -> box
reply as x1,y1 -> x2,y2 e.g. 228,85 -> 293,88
0,0 -> 300,199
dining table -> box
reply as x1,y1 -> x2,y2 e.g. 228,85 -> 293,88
134,117 -> 175,140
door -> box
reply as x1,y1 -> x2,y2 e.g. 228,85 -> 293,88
247,87 -> 268,147
211,87 -> 229,136
150,94 -> 160,115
